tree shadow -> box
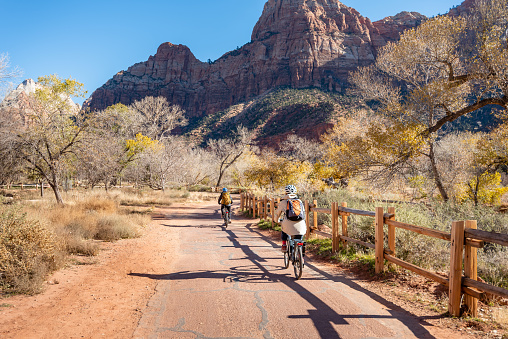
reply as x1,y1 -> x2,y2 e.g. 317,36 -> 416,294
131,215 -> 436,338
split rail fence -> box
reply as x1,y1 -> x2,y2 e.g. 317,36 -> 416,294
240,192 -> 508,317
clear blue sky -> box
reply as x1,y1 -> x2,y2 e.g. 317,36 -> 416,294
1,0 -> 462,104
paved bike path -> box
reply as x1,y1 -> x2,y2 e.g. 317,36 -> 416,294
132,202 -> 435,339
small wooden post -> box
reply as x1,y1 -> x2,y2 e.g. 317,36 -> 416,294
305,200 -> 310,239
388,207 -> 396,256
271,197 -> 276,227
449,221 -> 465,317
313,199 -> 318,231
263,196 -> 268,220
240,193 -> 244,211
253,196 -> 257,218
375,207 -> 385,274
464,220 -> 478,317
341,202 -> 348,249
332,202 -> 340,252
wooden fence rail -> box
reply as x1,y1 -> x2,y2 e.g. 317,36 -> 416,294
240,192 -> 508,317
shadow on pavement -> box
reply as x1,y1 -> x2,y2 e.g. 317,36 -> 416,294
130,211 -> 436,339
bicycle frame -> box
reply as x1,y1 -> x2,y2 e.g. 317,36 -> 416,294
284,235 -> 305,279
222,206 -> 230,228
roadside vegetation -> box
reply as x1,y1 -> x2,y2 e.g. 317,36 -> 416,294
0,0 -> 506,316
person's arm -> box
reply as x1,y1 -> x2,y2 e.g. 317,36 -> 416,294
275,200 -> 285,222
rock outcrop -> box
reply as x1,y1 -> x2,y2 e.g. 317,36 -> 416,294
0,78 -> 81,112
84,0 -> 428,118
0,79 -> 41,109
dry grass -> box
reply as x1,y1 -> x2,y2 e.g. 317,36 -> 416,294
492,307 -> 508,327
0,187 -> 163,294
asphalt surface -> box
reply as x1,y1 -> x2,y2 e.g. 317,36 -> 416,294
131,202 -> 435,339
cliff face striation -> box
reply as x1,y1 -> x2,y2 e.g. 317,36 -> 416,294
83,0 -> 426,118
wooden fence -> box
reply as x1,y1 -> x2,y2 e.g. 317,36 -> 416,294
240,192 -> 508,317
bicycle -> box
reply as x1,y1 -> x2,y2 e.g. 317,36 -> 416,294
223,210 -> 231,228
221,205 -> 231,228
283,235 -> 305,280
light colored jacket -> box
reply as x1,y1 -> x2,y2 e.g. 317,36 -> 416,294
275,194 -> 307,236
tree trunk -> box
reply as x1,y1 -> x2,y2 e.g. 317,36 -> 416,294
39,179 -> 44,197
216,170 -> 224,188
473,176 -> 480,206
49,182 -> 64,205
48,166 -> 64,205
429,142 -> 449,202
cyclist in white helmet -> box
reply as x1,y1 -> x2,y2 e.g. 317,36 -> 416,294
275,184 -> 307,252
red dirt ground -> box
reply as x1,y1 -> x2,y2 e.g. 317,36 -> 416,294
0,205 -> 506,338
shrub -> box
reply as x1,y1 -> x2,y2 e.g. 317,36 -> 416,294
94,214 -> 140,241
0,208 -> 61,294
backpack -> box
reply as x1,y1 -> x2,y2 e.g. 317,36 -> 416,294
286,198 -> 305,221
221,192 -> 232,205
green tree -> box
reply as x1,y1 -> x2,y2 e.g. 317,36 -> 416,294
16,75 -> 87,204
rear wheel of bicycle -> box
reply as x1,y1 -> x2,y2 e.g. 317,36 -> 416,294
294,245 -> 304,280
223,212 -> 229,228
283,245 -> 290,268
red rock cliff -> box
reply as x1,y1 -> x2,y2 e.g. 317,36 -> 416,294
84,0 -> 426,117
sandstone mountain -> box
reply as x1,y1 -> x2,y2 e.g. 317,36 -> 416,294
84,0 -> 427,121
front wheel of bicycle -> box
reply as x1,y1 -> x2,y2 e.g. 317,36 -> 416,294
293,245 -> 304,280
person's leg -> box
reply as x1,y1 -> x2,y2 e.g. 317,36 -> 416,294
226,205 -> 231,221
281,232 -> 288,251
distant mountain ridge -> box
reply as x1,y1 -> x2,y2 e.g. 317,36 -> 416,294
83,0 -> 429,119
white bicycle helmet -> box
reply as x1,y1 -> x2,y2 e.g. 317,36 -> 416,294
285,184 -> 297,195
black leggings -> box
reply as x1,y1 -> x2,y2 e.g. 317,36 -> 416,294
221,205 -> 231,215
281,232 -> 303,241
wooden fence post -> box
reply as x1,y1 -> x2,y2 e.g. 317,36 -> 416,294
375,207 -> 385,274
313,199 -> 318,231
253,196 -> 257,218
341,202 -> 348,249
263,196 -> 268,220
271,197 -> 276,227
332,202 -> 340,252
464,220 -> 478,317
449,220 -> 465,317
305,200 -> 310,239
388,207 -> 396,256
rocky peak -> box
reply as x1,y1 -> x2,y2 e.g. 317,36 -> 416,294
252,0 -> 372,42
372,11 -> 427,41
0,78 -> 81,112
84,0 -> 427,117
448,0 -> 477,17
0,79 -> 41,109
